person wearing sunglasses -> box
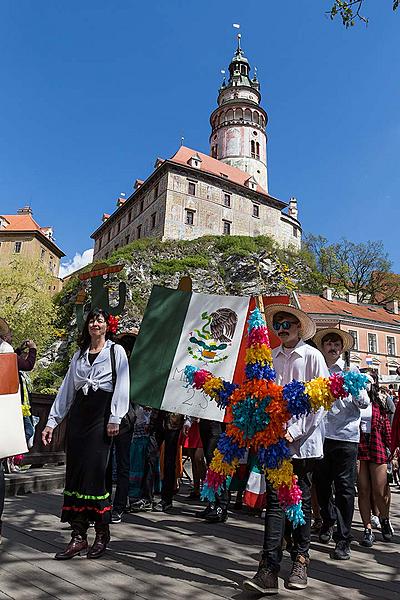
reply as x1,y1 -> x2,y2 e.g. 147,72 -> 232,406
243,305 -> 328,595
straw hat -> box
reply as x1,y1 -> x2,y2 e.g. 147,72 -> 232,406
313,328 -> 354,352
264,304 -> 316,341
0,317 -> 11,340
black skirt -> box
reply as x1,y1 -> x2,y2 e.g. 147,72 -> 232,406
61,387 -> 113,524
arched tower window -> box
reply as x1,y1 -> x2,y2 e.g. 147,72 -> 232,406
235,107 -> 243,120
226,109 -> 234,121
253,111 -> 259,124
251,140 -> 256,158
256,142 -> 260,159
244,108 -> 252,121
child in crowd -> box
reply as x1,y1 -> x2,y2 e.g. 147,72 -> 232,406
129,406 -> 160,512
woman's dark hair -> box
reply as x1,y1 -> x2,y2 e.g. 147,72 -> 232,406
366,370 -> 389,414
78,308 -> 112,355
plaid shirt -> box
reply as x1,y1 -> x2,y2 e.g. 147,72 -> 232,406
358,403 -> 392,464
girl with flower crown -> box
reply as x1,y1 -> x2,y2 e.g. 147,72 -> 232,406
42,308 -> 129,560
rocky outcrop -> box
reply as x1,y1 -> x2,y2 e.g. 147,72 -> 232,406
34,236 -> 312,391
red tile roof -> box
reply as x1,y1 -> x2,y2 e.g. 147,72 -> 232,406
170,146 -> 270,197
298,293 -> 400,326
1,214 -> 42,232
0,213 -> 64,257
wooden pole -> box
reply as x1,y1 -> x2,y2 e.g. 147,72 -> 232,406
178,276 -> 192,292
255,294 -> 266,320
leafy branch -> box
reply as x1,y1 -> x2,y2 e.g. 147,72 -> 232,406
329,0 -> 399,27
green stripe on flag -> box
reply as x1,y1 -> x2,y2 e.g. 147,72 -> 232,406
130,285 -> 191,409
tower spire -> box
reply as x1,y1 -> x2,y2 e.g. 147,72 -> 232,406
209,35 -> 269,191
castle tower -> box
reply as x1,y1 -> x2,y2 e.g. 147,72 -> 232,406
209,35 -> 268,191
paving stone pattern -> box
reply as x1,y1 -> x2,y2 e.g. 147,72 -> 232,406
0,485 -> 399,599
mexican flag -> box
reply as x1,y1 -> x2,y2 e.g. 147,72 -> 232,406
130,286 -> 250,421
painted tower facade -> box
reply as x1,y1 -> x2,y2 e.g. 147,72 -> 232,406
209,35 -> 268,191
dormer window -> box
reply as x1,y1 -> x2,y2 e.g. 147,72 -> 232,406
245,176 -> 257,191
188,154 -> 202,169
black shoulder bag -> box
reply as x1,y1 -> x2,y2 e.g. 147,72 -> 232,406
110,343 -> 136,435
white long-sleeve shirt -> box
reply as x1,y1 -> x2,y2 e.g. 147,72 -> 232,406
324,359 -> 370,442
272,340 -> 330,459
46,339 -> 130,428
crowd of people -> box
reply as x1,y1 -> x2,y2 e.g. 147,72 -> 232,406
1,305 -> 399,595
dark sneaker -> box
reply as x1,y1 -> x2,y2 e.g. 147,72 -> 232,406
204,505 -> 228,523
242,561 -> 278,595
129,499 -> 152,513
111,510 -> 123,524
360,528 -> 375,547
310,518 -> 323,533
380,518 -> 394,542
153,500 -> 173,513
332,540 -> 351,560
287,555 -> 309,590
319,522 -> 334,544
195,503 -> 214,519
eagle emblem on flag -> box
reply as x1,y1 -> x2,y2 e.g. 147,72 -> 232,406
188,308 -> 238,363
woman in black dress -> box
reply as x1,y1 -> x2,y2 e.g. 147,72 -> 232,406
42,308 -> 130,560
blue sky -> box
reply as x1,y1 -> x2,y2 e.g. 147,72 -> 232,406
1,1 -> 399,271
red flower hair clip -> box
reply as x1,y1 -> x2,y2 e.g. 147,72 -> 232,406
107,315 -> 119,334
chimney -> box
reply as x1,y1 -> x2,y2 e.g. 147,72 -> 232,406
17,206 -> 32,215
322,287 -> 333,301
347,292 -> 358,304
288,197 -> 298,220
134,179 -> 144,190
102,213 -> 110,222
386,299 -> 399,315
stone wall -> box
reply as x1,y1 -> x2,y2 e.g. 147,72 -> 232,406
94,173 -> 168,260
162,169 -> 300,248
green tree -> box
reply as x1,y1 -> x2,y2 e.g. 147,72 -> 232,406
303,234 -> 396,302
329,1 -> 398,27
0,257 -> 59,352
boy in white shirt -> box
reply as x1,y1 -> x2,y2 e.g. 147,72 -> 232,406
243,305 -> 328,595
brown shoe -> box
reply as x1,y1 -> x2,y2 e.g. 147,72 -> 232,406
242,559 -> 279,595
287,555 -> 309,590
54,534 -> 88,560
87,529 -> 110,559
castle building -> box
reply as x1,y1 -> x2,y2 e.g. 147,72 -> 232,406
0,206 -> 64,292
92,37 -> 301,261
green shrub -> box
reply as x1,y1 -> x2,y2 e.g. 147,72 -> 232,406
152,256 -> 210,275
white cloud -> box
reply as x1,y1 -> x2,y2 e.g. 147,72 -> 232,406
59,249 -> 94,278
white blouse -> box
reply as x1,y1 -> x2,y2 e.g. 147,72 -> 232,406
273,340 -> 330,459
46,340 -> 130,428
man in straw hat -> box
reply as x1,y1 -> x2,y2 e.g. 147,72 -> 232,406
313,328 -> 369,560
243,305 -> 329,595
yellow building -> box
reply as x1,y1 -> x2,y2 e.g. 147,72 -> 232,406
0,206 -> 65,292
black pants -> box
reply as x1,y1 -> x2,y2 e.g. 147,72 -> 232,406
108,426 -> 134,513
156,428 -> 181,504
315,438 -> 358,542
199,419 -> 229,510
263,458 -> 314,572
71,513 -> 109,539
0,461 -> 5,531
141,435 -> 159,502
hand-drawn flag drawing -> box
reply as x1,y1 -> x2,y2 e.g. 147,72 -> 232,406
130,286 -> 250,421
